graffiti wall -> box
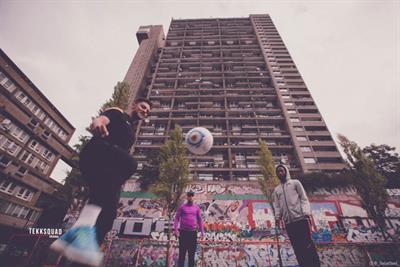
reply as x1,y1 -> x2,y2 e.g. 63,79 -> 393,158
102,181 -> 400,266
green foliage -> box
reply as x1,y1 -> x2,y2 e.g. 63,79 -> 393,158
62,135 -> 91,200
363,144 -> 400,188
100,82 -> 130,112
256,141 -> 279,201
150,125 -> 191,214
138,150 -> 160,191
149,125 -> 191,266
338,134 -> 388,226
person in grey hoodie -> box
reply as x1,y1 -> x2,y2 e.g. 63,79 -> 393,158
272,164 -> 321,267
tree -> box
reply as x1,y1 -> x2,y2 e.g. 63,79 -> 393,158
363,144 -> 400,187
337,134 -> 396,241
256,141 -> 280,199
62,135 -> 91,201
138,150 -> 160,191
256,140 -> 283,266
150,125 -> 191,267
100,81 -> 130,112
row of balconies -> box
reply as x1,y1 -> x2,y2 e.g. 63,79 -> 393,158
169,23 -> 252,30
162,47 -> 265,54
170,27 -> 253,33
135,139 -> 293,149
162,50 -> 264,59
166,36 -> 257,44
145,114 -> 285,121
170,31 -> 255,38
161,56 -> 263,66
157,66 -> 268,74
138,129 -> 290,138
152,106 -> 281,113
167,34 -> 257,41
164,49 -> 270,58
161,56 -> 264,64
150,89 -> 272,97
151,82 -> 272,91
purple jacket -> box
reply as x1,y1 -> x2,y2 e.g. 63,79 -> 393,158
174,203 -> 204,235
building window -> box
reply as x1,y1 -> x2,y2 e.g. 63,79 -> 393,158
0,200 -> 30,219
29,140 -> 41,153
300,146 -> 312,152
4,202 -> 17,215
23,98 -> 31,107
37,110 -> 45,120
0,118 -> 12,130
28,118 -> 38,129
42,149 -> 54,161
0,71 -> 6,82
296,136 -> 307,141
10,125 -> 28,142
29,210 -> 40,222
26,154 -> 36,166
41,130 -> 51,140
1,139 -> 19,155
35,161 -> 49,174
19,207 -> 30,219
16,91 -> 27,102
285,102 -> 294,106
0,180 -> 16,194
290,118 -> 300,123
16,187 -> 33,201
15,166 -> 28,177
1,76 -> 16,93
0,154 -> 11,167
287,110 -> 296,114
11,205 -> 23,217
304,158 -> 316,164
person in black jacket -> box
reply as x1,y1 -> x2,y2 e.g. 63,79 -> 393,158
50,98 -> 152,266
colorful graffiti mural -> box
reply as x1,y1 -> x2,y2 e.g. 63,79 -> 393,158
56,181 -> 400,266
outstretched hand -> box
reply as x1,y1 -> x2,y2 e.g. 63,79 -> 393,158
90,116 -> 109,138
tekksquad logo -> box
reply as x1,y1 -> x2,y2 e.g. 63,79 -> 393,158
28,228 -> 63,238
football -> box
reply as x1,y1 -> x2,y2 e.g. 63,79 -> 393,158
185,127 -> 213,155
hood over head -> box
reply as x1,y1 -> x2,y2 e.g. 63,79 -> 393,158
275,164 -> 291,183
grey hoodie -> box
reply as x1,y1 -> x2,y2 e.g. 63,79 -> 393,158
272,164 -> 311,225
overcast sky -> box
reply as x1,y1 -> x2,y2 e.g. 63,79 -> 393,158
0,0 -> 399,183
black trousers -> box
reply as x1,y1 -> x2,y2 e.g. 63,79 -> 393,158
178,230 -> 197,267
79,139 -> 137,244
286,219 -> 321,267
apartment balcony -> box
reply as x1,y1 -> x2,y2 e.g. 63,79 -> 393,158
312,151 -> 343,158
299,121 -> 326,127
309,163 -> 345,171
308,140 -> 337,146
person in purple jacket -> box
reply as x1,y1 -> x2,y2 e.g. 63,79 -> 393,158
174,191 -> 205,267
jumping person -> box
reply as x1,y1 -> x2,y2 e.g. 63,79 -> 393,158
272,164 -> 321,267
174,191 -> 205,267
50,98 -> 152,266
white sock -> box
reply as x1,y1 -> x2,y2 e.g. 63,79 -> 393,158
72,204 -> 102,227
